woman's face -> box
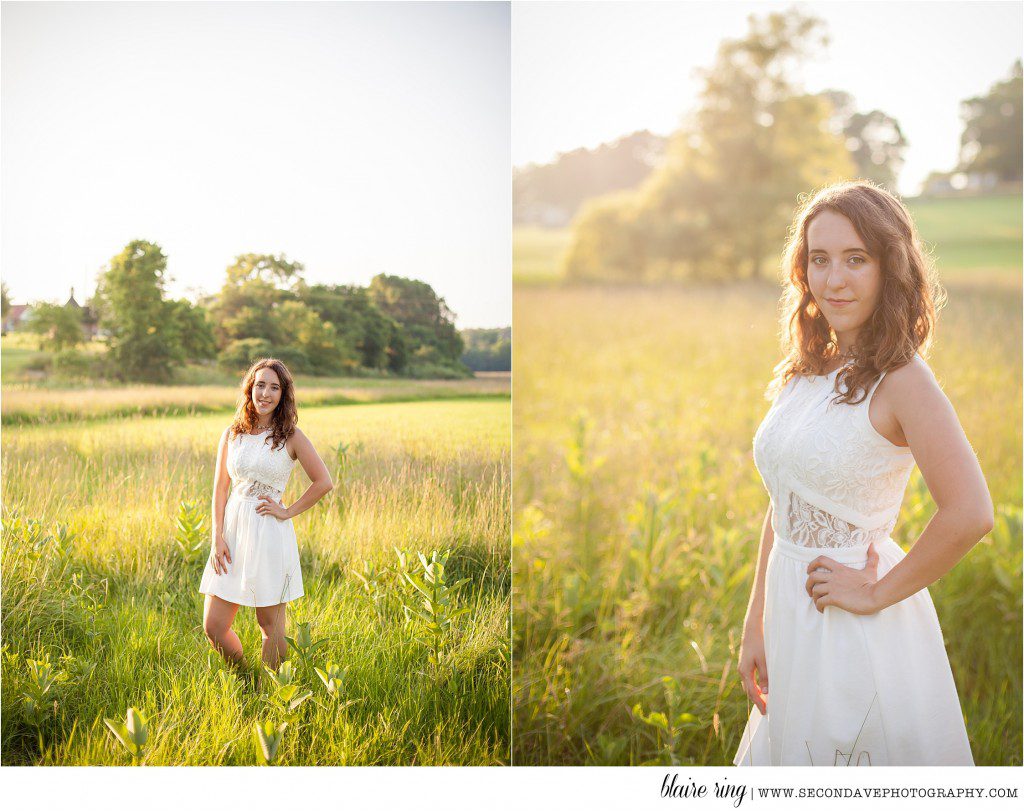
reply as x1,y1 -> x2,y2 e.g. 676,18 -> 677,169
805,209 -> 883,353
251,367 -> 282,422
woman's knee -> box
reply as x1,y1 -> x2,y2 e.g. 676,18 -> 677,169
204,615 -> 227,644
256,606 -> 284,638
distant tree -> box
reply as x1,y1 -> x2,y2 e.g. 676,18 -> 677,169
822,90 -> 907,191
164,299 -> 217,362
514,131 -> 668,226
276,299 -> 348,375
217,337 -> 275,372
958,60 -> 1023,182
225,253 -> 305,287
301,283 -> 403,371
461,327 -> 511,372
210,257 -> 366,376
93,240 -> 180,382
1,282 -> 10,320
207,254 -> 298,350
564,9 -> 855,282
368,274 -> 464,365
26,301 -> 84,352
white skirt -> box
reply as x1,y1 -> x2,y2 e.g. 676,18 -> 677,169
734,536 -> 973,766
199,491 -> 304,608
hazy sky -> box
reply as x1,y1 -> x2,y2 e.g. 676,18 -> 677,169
513,0 -> 1023,196
2,1 -> 510,328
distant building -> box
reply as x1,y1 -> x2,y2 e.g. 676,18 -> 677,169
2,287 -> 102,338
2,303 -> 32,334
65,287 -> 101,339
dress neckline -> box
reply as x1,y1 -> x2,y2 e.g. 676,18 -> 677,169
810,360 -> 853,379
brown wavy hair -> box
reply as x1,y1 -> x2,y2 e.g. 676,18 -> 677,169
228,358 -> 298,451
770,180 -> 945,404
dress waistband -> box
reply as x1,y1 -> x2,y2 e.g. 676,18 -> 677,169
230,481 -> 284,503
771,535 -> 875,567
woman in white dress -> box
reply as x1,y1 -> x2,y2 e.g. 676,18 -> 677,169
734,181 -> 993,766
200,358 -> 334,671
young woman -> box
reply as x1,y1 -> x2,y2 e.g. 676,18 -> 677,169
734,181 -> 993,767
199,358 -> 334,672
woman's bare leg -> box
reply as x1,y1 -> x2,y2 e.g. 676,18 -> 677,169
255,603 -> 288,670
203,594 -> 244,666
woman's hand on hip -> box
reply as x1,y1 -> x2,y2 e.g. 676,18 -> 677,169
738,622 -> 769,715
256,496 -> 290,520
805,545 -> 881,615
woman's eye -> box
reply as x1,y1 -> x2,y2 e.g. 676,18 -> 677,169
849,256 -> 865,265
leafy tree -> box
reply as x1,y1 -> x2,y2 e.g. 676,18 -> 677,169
368,274 -> 464,365
218,337 -> 274,372
93,240 -> 180,382
958,60 -> 1023,182
26,301 -> 84,352
301,283 -> 401,370
461,327 -> 511,372
164,299 -> 217,362
564,9 -> 855,281
225,253 -> 305,287
822,90 -> 907,191
1,282 -> 10,320
514,131 -> 668,226
207,259 -> 296,350
276,299 -> 348,375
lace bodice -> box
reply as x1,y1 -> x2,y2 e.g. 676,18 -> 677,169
753,363 -> 916,549
227,429 -> 296,502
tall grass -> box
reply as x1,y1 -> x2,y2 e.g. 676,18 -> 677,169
512,281 -> 1021,766
2,398 -> 510,765
0,374 -> 509,426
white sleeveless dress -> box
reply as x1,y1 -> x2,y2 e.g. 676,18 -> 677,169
734,361 -> 973,766
199,428 -> 304,607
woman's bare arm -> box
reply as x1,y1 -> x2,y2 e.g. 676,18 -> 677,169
212,427 -> 231,538
739,504 -> 775,714
868,358 -> 994,609
806,358 -> 994,614
744,505 -> 775,627
209,428 -> 234,574
283,428 -> 334,519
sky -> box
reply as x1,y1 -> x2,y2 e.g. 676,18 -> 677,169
2,1 -> 511,328
513,0 -> 1023,197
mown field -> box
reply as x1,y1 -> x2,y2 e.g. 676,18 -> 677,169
512,192 -> 1022,766
514,193 -> 1024,285
2,395 -> 510,765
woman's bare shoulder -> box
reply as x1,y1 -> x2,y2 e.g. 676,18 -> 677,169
286,426 -> 310,459
883,354 -> 939,392
877,355 -> 947,420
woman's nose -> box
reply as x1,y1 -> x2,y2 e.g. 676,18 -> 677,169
826,267 -> 847,289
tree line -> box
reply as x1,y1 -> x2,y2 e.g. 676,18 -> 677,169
523,9 -> 1021,283
461,327 -> 510,373
6,244 -> 483,383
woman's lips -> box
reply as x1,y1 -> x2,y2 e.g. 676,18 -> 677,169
826,298 -> 854,309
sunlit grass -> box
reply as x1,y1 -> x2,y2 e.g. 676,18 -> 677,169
0,374 -> 509,426
2,397 -> 510,765
513,226 -> 573,285
513,193 -> 1023,285
512,281 -> 1021,766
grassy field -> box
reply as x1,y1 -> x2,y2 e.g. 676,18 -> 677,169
512,279 -> 1021,766
0,372 -> 510,427
514,193 -> 1023,285
2,396 -> 510,765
